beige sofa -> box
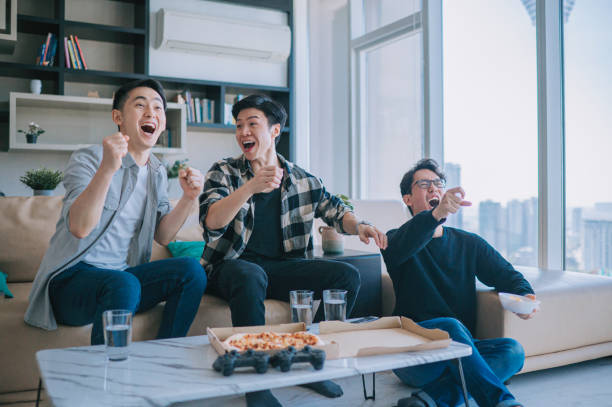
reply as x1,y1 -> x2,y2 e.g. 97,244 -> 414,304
2,196 -> 612,406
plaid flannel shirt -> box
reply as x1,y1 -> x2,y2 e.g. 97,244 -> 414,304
199,154 -> 351,274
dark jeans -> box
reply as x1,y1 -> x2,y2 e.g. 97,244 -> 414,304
394,317 -> 525,407
206,254 -> 361,326
49,257 -> 207,345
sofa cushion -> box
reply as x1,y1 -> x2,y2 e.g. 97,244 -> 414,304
476,268 -> 612,357
0,196 -> 63,283
1,282 -> 290,394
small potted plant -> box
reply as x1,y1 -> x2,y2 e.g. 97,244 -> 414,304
18,122 -> 45,144
20,167 -> 63,196
166,158 -> 189,179
319,194 -> 354,254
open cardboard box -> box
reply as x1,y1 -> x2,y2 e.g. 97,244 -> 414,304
318,316 -> 451,358
208,317 -> 450,360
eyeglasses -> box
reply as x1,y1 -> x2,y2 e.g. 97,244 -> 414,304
413,178 -> 446,189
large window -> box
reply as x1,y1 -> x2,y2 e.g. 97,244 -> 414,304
350,1 -> 423,199
443,0 -> 538,266
564,1 -> 612,276
364,34 -> 423,199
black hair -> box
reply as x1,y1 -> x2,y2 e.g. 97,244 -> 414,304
399,158 -> 446,196
112,79 -> 167,112
232,94 -> 287,145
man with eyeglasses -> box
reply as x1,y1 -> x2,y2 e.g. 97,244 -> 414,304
381,158 -> 536,407
199,94 -> 388,407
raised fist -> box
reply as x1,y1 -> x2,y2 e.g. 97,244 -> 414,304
101,132 -> 129,173
248,165 -> 283,194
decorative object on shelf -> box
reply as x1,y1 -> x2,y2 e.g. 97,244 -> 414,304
17,122 -> 45,144
30,80 -> 42,95
319,194 -> 354,255
87,90 -> 100,98
19,167 -> 63,196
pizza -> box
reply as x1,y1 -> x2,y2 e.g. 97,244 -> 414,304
223,331 -> 324,352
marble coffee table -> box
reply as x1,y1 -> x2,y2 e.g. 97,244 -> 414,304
36,334 -> 472,407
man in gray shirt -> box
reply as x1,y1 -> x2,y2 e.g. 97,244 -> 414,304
25,79 -> 207,345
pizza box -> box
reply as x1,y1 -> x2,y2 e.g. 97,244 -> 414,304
207,322 -> 340,358
208,317 -> 450,360
317,316 -> 451,359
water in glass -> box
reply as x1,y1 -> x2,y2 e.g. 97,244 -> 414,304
324,299 -> 347,321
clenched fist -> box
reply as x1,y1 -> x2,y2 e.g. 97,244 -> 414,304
248,165 -> 283,194
432,186 -> 472,221
178,167 -> 204,201
101,132 -> 129,173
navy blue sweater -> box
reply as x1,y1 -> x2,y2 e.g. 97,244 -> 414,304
381,210 -> 534,335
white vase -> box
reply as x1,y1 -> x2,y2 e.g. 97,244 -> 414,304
30,80 -> 42,95
33,189 -> 53,196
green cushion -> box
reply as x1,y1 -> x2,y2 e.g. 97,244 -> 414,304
0,271 -> 13,299
167,241 -> 206,259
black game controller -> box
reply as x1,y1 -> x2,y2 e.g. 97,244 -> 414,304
213,349 -> 270,376
269,346 -> 326,372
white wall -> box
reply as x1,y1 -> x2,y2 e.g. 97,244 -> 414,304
307,0 -> 350,195
149,0 -> 288,87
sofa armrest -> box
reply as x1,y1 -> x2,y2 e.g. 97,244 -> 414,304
475,289 -> 506,339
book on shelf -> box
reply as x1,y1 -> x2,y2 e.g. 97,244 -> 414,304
69,36 -> 81,69
195,97 -> 202,123
40,33 -> 51,65
63,37 -> 71,69
66,38 -> 78,69
73,36 -> 88,70
35,33 -> 58,66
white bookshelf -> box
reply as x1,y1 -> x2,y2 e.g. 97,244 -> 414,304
8,92 -> 186,154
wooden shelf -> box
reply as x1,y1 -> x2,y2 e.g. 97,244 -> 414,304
6,92 -> 186,153
17,15 -> 60,36
64,20 -> 146,44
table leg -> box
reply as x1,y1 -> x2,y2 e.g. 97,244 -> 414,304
36,378 -> 42,407
454,358 -> 470,406
361,372 -> 376,400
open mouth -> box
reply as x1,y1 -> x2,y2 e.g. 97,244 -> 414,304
429,198 -> 440,208
242,141 -> 255,151
140,123 -> 156,135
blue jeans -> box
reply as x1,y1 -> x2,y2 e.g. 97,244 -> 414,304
394,317 -> 524,407
49,257 -> 207,345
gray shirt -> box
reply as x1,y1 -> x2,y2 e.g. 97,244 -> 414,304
82,164 -> 149,270
24,145 -> 171,330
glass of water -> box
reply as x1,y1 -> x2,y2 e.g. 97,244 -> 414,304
289,290 -> 314,327
323,289 -> 347,321
102,310 -> 133,361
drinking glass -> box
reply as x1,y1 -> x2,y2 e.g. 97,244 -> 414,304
323,289 -> 347,321
102,310 -> 133,361
289,290 -> 314,327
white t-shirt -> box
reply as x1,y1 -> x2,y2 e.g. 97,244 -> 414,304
82,165 -> 149,270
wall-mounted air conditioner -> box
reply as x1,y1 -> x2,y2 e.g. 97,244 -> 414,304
155,9 -> 291,63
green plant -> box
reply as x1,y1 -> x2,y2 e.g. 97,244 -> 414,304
19,168 -> 63,191
336,193 -> 354,210
166,159 -> 189,179
17,122 -> 45,137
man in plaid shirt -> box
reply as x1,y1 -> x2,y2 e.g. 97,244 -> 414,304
199,95 -> 387,406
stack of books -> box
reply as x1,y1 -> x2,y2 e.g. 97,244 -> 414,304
36,33 -> 58,66
223,94 -> 245,126
64,35 -> 88,70
179,91 -> 215,124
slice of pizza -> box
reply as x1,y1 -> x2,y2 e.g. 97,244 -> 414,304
223,331 -> 324,352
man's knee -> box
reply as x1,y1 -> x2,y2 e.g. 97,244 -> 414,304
423,317 -> 471,342
174,257 -> 207,291
335,262 -> 361,291
102,272 -> 141,310
226,260 -> 268,293
502,338 -> 526,372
